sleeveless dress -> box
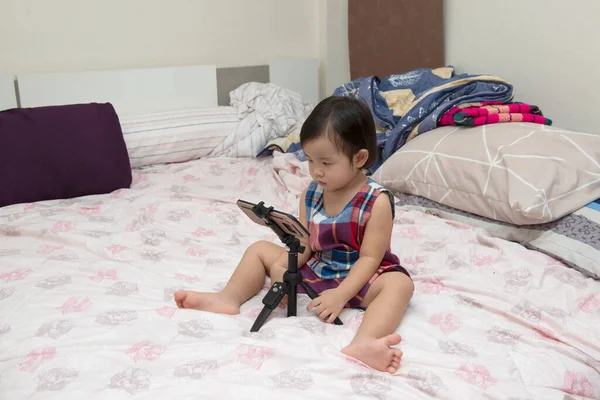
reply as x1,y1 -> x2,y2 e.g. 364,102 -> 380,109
297,179 -> 410,308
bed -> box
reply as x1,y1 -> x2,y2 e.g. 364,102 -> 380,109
1,62 -> 599,400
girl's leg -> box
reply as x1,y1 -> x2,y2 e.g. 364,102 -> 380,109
174,240 -> 287,314
341,271 -> 414,374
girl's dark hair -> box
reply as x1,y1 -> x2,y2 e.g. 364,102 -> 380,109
300,96 -> 378,169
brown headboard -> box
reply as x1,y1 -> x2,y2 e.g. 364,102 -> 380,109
348,0 -> 444,79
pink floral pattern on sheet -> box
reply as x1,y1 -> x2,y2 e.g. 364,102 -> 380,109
0,268 -> 33,282
345,356 -> 370,369
562,371 -> 595,398
24,203 -> 39,212
247,307 -> 265,319
430,313 -> 462,334
237,345 -> 275,370
141,203 -> 159,214
58,296 -> 92,315
2,157 -> 600,398
37,245 -> 64,254
174,273 -> 199,283
18,347 -> 57,372
126,224 -> 141,232
398,225 -> 422,239
79,205 -> 101,215
343,313 -> 364,333
471,252 -> 496,267
455,363 -> 497,389
107,244 -> 127,254
186,248 -> 208,257
401,255 -> 429,269
89,269 -> 118,282
131,174 -> 149,186
192,228 -> 216,237
235,180 -> 251,191
418,277 -> 447,294
577,293 -> 600,313
182,174 -> 201,183
155,306 -> 177,319
125,341 -> 166,363
51,222 -> 76,232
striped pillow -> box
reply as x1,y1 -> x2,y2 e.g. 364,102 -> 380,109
120,107 -> 240,168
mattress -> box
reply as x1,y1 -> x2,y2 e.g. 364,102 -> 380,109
0,157 -> 599,399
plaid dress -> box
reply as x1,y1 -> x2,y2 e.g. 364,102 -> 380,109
298,179 -> 409,308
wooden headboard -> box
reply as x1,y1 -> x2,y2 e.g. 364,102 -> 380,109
348,0 -> 445,79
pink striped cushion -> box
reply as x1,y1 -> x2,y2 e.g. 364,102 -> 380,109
120,107 -> 240,168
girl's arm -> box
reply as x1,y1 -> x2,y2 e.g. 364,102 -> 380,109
272,188 -> 313,269
336,194 -> 394,302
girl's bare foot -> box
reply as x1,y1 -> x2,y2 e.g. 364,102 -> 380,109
341,333 -> 403,374
174,291 -> 240,315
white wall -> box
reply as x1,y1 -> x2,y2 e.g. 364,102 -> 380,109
0,0 -> 349,102
318,0 -> 351,98
0,0 -> 318,73
445,0 -> 598,133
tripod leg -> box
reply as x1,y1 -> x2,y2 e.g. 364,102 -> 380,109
299,281 -> 343,326
250,281 -> 287,332
299,280 -> 320,299
250,307 -> 274,332
288,283 -> 297,318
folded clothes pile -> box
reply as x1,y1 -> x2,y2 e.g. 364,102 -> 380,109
256,66 -> 554,175
438,101 -> 552,127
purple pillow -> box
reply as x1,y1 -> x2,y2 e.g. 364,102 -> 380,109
0,103 -> 132,208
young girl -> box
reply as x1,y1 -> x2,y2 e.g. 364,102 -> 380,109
174,96 -> 414,374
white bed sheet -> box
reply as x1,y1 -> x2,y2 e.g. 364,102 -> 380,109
0,158 -> 599,399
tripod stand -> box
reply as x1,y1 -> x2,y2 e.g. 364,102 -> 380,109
237,200 -> 343,332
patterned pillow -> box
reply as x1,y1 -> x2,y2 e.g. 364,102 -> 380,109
394,193 -> 600,280
372,123 -> 600,225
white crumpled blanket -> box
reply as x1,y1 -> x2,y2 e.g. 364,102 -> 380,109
271,152 -> 311,196
209,82 -> 313,158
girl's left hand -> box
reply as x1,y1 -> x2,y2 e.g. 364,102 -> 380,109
307,289 -> 347,323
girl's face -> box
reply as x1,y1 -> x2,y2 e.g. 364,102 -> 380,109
302,136 -> 365,192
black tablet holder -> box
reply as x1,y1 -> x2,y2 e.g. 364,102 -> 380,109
238,200 -> 343,332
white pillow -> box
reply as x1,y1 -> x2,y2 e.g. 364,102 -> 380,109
119,107 -> 240,168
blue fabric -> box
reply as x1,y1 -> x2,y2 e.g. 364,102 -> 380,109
587,199 -> 600,212
333,67 -> 514,173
